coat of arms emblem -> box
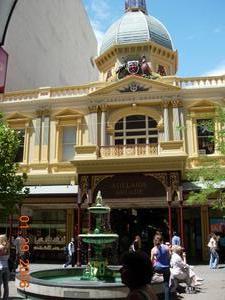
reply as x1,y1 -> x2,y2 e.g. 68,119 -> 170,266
127,61 -> 139,74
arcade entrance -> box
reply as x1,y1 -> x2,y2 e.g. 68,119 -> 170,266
110,207 -> 203,262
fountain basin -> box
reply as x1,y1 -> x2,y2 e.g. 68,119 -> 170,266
79,234 -> 118,244
88,206 -> 110,214
16,266 -> 128,299
16,267 -> 163,299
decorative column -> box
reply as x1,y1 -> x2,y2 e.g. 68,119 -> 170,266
76,119 -> 82,146
166,186 -> 172,242
179,105 -> 185,140
171,100 -> 181,140
100,105 -> 107,146
41,111 -> 50,162
33,113 -> 42,162
24,121 -> 31,164
87,106 -> 98,145
163,101 -> 170,141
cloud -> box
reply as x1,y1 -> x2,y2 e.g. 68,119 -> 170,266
203,61 -> 225,76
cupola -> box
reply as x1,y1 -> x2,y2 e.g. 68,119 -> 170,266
95,0 -> 178,82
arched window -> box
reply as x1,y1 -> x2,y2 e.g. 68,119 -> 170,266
114,115 -> 158,145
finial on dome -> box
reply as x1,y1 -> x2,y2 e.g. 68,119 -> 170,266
125,0 -> 148,14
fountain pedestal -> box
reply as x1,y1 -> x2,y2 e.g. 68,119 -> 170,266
79,191 -> 118,280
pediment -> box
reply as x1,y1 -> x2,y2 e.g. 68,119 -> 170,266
6,112 -> 30,121
54,108 -> 83,118
89,75 -> 180,96
188,100 -> 216,111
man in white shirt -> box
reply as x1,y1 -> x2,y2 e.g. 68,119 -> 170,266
63,237 -> 75,268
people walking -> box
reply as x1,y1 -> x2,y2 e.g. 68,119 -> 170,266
129,235 -> 142,253
120,251 -> 158,300
208,233 -> 219,269
151,234 -> 171,300
171,231 -> 181,246
0,234 -> 10,300
63,237 -> 75,268
13,231 -> 26,271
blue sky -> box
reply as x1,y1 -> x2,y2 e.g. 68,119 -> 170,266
83,0 -> 225,77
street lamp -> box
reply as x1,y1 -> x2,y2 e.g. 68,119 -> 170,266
0,0 -> 18,46
0,0 -> 18,93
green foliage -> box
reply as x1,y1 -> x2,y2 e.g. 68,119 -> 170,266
186,107 -> 225,210
0,114 -> 28,217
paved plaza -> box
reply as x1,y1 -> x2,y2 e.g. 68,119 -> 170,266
8,263 -> 225,300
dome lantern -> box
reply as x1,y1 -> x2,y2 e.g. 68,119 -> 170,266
125,0 -> 148,14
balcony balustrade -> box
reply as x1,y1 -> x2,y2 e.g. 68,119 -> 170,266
172,75 -> 225,89
100,143 -> 158,158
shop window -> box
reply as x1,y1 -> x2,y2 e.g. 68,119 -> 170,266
62,127 -> 76,161
114,115 -> 158,145
15,129 -> 25,162
197,119 -> 214,154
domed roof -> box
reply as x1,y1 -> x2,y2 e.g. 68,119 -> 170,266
100,11 -> 173,54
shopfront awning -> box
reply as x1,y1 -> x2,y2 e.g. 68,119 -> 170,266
24,185 -> 78,195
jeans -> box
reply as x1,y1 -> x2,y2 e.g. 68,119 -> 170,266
0,268 -> 9,300
64,254 -> 75,267
154,265 -> 171,300
209,249 -> 219,269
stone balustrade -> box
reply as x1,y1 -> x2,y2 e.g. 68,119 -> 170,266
173,75 -> 225,89
100,144 -> 158,158
0,82 -> 105,103
1,75 -> 224,103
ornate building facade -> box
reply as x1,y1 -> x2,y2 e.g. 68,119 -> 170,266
0,0 -> 225,262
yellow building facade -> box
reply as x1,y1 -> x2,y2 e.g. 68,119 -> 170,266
1,0 -> 225,262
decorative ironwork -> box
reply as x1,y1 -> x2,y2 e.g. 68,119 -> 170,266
170,171 -> 180,196
80,175 -> 88,201
91,175 -> 113,196
145,172 -> 168,190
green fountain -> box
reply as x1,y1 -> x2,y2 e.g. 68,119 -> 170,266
16,191 -> 133,299
79,191 -> 119,280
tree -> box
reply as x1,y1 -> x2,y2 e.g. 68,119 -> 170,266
186,107 -> 225,210
0,113 -> 28,218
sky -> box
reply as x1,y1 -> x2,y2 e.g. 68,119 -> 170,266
83,0 -> 225,78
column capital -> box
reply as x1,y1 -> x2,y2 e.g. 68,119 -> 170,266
100,104 -> 108,112
162,100 -> 170,108
171,99 -> 182,108
88,105 -> 98,113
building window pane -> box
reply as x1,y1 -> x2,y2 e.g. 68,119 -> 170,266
62,127 -> 76,161
115,118 -> 123,130
126,115 -> 145,129
197,119 -> 214,154
114,115 -> 158,146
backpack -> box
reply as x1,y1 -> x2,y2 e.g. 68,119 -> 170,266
63,245 -> 68,256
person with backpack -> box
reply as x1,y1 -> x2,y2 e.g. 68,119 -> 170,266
63,237 -> 75,268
